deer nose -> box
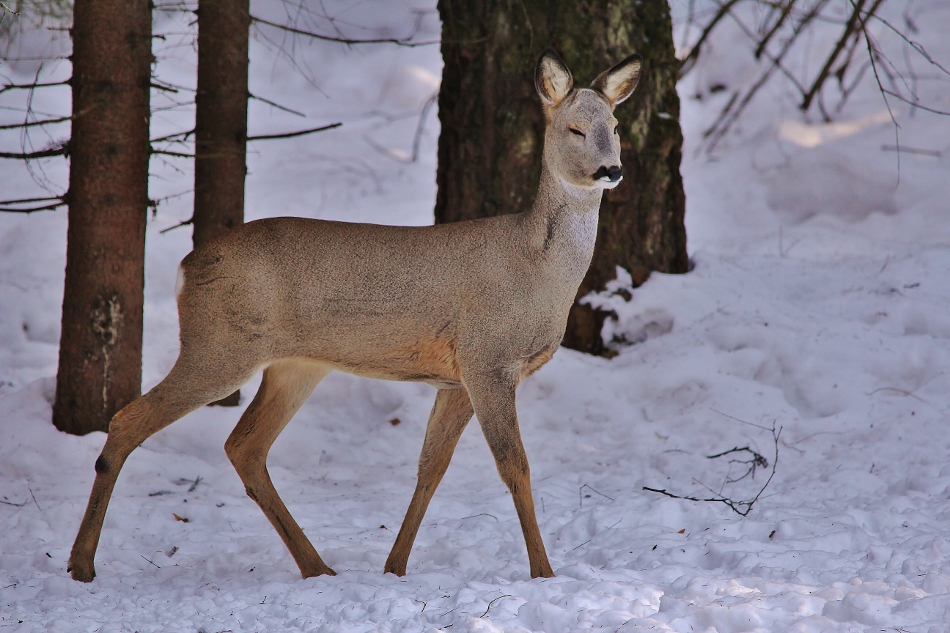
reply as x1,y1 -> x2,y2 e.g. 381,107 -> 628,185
594,165 -> 623,182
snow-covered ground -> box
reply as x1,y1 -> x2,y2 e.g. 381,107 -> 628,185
3,1 -> 950,631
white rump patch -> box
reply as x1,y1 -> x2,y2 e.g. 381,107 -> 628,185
174,265 -> 185,298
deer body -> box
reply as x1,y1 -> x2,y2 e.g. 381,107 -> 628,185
180,197 -> 594,388
68,50 -> 642,582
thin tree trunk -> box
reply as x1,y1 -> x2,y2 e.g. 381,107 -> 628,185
193,0 -> 250,406
53,0 -> 152,435
436,0 -> 688,355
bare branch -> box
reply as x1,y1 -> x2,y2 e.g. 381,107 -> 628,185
0,80 -> 69,95
151,129 -> 195,144
800,0 -> 883,111
151,149 -> 194,158
150,82 -> 179,93
0,196 -> 65,213
246,121 -> 341,141
680,0 -> 746,77
755,0 -> 796,59
0,114 -> 71,131
0,196 -> 62,204
702,0 -> 832,150
0,142 -> 68,159
251,15 -> 437,47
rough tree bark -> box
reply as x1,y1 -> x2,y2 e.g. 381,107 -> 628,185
436,0 -> 688,354
192,0 -> 250,406
53,0 -> 152,435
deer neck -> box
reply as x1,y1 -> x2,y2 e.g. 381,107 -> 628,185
525,160 -> 603,282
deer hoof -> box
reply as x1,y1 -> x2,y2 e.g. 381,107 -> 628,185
300,565 -> 336,578
68,560 -> 96,583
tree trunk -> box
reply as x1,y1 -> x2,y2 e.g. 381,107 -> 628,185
436,0 -> 688,355
193,0 -> 250,406
53,0 -> 152,435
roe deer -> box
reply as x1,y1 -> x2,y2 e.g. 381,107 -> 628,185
67,49 -> 641,582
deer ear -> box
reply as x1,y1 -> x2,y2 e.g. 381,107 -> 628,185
592,54 -> 642,108
535,49 -> 574,107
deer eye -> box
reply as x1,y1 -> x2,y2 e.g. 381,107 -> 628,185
569,127 -> 585,138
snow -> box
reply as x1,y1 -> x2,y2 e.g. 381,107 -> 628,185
3,1 -> 950,631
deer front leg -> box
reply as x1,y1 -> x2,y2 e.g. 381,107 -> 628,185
385,387 -> 474,576
224,360 -> 334,578
465,373 -> 554,578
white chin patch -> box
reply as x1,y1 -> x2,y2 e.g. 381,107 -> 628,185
598,176 -> 623,189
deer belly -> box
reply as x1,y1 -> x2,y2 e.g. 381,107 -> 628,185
328,337 -> 463,387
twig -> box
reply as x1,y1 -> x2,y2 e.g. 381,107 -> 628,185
0,498 -> 28,507
28,486 -> 41,511
579,483 -> 614,509
478,595 -> 512,618
159,218 -> 193,234
880,88 -> 950,115
709,407 -> 773,431
705,446 -> 768,483
141,554 -> 161,569
250,93 -> 306,118
643,422 -> 782,517
247,122 -> 341,141
854,1 -> 901,179
411,93 -> 438,162
460,513 -> 498,521
881,144 -> 940,157
864,9 -> 950,79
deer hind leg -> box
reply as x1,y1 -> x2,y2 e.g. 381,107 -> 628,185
465,372 -> 554,578
224,359 -> 333,578
69,358 -> 256,582
385,387 -> 474,576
